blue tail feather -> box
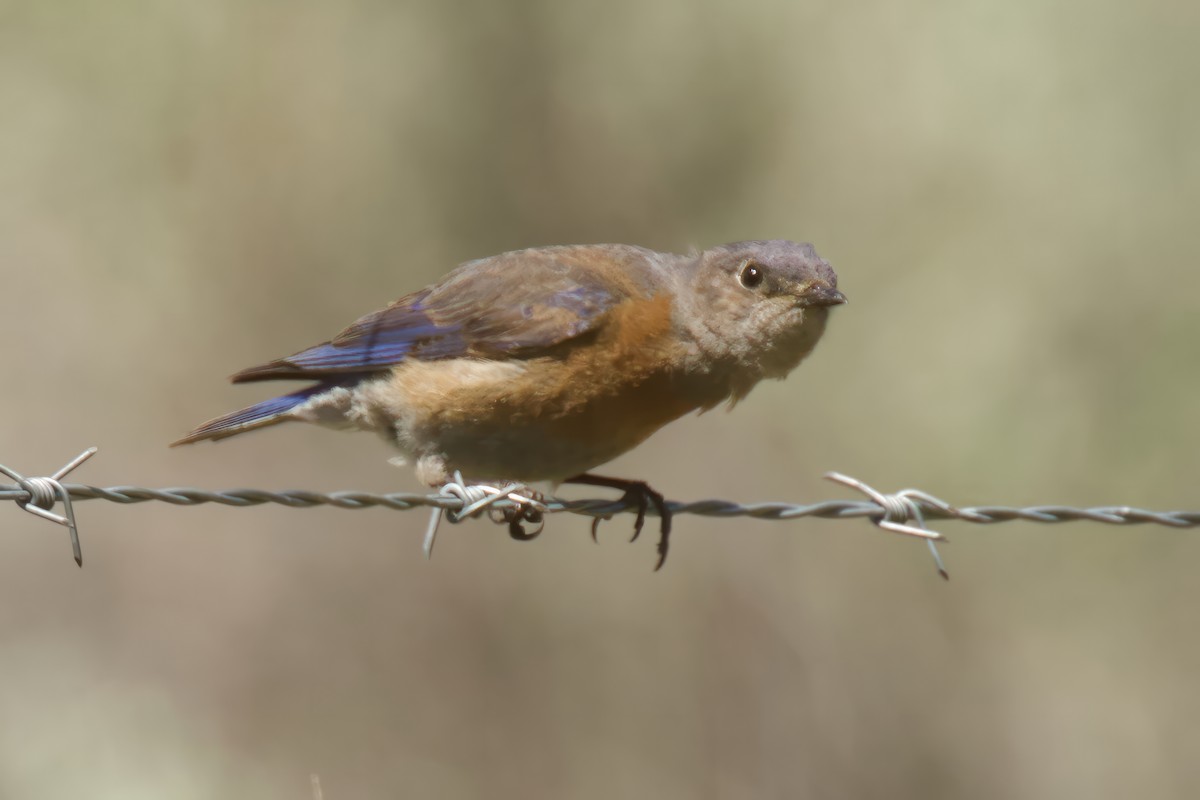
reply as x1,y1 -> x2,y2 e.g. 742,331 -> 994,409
172,381 -> 345,445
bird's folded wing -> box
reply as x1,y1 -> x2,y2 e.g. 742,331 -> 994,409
232,246 -> 655,382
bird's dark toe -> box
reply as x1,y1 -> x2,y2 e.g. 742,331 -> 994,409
566,474 -> 672,568
504,506 -> 544,541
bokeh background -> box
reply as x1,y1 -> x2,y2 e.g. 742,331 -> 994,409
2,1 -> 1198,797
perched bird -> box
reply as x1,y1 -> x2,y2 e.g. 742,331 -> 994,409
174,240 -> 846,567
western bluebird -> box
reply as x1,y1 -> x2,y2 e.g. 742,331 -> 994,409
174,240 -> 846,567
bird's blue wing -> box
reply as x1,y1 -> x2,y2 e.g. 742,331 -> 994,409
232,245 -> 656,382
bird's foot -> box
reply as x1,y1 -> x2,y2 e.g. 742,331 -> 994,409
565,473 -> 672,570
490,486 -> 546,541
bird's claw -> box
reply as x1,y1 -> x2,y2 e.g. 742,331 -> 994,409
503,504 -> 545,540
489,487 -> 546,541
590,514 -> 610,543
586,480 -> 672,570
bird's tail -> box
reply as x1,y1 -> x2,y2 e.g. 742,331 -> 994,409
170,383 -> 333,446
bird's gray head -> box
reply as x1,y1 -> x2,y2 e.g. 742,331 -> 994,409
682,239 -> 846,399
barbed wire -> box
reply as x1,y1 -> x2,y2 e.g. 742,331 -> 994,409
2,448 -> 1197,576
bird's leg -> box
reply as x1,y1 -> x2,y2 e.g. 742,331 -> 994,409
563,473 -> 672,570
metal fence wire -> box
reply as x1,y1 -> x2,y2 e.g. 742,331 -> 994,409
2,447 -> 1197,576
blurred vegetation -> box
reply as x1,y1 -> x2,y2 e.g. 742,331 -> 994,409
1,1 -> 1197,797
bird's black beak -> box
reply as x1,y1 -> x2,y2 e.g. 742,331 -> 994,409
799,284 -> 848,308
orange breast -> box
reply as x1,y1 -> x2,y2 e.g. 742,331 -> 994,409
384,293 -> 727,480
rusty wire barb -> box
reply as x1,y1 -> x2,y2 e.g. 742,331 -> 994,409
1,447 -> 1198,573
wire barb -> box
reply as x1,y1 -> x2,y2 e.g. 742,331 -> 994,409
423,472 -> 547,559
825,472 -> 957,579
0,447 -> 97,567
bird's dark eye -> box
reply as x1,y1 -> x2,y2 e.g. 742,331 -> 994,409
739,261 -> 765,289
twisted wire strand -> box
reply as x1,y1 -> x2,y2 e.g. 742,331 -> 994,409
0,484 -> 1195,528
2,448 -> 1198,573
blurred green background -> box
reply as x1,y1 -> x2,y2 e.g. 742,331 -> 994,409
2,1 -> 1198,797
